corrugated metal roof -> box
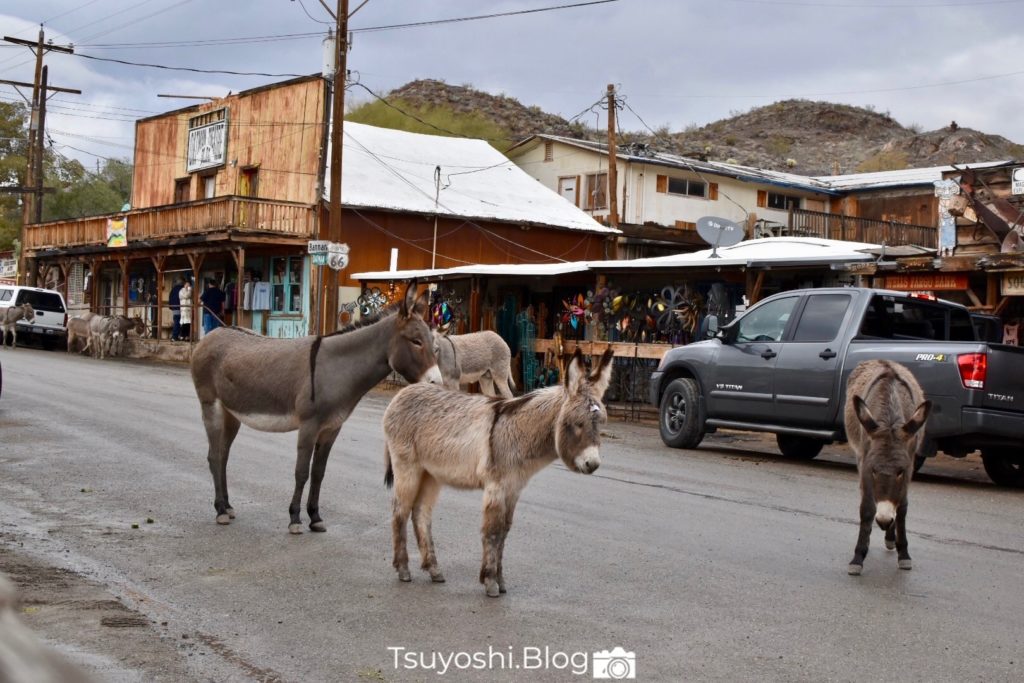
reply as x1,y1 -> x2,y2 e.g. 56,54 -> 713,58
813,160 -> 1012,191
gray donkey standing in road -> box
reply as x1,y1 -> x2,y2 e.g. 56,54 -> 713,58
844,359 -> 931,576
1,304 -> 34,349
191,281 -> 442,534
433,329 -> 517,397
384,347 -> 614,597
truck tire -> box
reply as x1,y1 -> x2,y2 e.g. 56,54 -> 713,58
981,449 -> 1024,488
659,378 -> 704,449
776,434 -> 824,460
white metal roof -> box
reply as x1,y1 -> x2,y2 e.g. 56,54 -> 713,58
351,261 -> 592,281
327,123 -> 619,235
353,237 -> 878,280
591,237 -> 879,269
813,160 -> 1013,191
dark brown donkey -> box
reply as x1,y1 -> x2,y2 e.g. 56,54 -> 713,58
383,348 -> 614,597
191,281 -> 441,534
844,360 -> 931,575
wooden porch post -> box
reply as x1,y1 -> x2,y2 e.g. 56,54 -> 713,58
746,268 -> 765,306
151,254 -> 166,340
233,247 -> 245,329
119,256 -> 130,316
469,276 -> 482,333
187,252 -> 205,341
89,258 -> 99,312
986,273 -> 999,309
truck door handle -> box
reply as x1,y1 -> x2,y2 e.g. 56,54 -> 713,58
761,348 -> 777,360
819,348 -> 837,359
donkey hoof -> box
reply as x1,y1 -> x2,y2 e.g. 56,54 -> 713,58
499,584 -> 507,594
885,539 -> 896,550
288,523 -> 303,535
310,521 -> 327,532
215,514 -> 231,525
429,572 -> 446,583
226,507 -> 236,519
898,559 -> 913,570
398,569 -> 412,582
485,582 -> 501,598
847,563 -> 863,576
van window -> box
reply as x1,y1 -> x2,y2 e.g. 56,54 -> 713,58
0,289 -> 12,302
15,290 -> 66,312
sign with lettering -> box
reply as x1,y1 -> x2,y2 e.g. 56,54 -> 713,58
1002,271 -> 1024,296
885,273 -> 968,291
0,256 -> 16,280
186,119 -> 227,173
1012,167 -> 1024,195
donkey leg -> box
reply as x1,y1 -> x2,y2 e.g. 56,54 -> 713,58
288,425 -> 318,534
219,411 -> 241,519
494,371 -> 514,399
411,473 -> 444,582
848,497 -> 876,575
391,466 -> 422,582
495,492 -> 520,594
478,375 -> 497,397
884,525 -> 897,550
306,427 -> 341,532
895,501 -> 912,570
200,400 -> 231,525
479,484 -> 507,597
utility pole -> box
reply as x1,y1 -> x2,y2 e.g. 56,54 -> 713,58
3,27 -> 75,285
606,83 -> 619,230
321,0 -> 349,334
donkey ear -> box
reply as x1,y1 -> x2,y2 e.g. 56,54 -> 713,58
565,347 -> 587,392
412,289 -> 431,319
853,395 -> 881,435
902,400 -> 932,437
400,279 -> 419,318
588,348 -> 615,397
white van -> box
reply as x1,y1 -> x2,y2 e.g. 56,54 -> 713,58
0,285 -> 68,350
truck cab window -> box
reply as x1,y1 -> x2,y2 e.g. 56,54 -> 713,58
735,296 -> 797,343
792,294 -> 851,342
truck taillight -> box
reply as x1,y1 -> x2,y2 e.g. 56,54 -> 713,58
957,353 -> 987,390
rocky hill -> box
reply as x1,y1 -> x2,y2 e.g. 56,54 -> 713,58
383,80 -> 1023,175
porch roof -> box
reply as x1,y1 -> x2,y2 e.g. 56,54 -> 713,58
351,261 -> 592,282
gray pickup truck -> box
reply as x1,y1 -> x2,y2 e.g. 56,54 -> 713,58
649,287 -> 1024,487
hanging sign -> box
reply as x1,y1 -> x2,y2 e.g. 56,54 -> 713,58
1012,167 -> 1024,195
106,217 -> 128,248
1002,272 -> 1024,296
186,118 -> 227,173
327,242 -> 350,271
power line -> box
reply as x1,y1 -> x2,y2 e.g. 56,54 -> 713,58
76,0 -> 196,45
69,52 -> 306,78
295,0 -> 335,25
350,0 -> 620,33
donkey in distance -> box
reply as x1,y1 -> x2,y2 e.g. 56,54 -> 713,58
384,347 -> 613,597
192,281 -> 442,534
433,329 -> 517,398
1,304 -> 34,349
844,360 -> 931,576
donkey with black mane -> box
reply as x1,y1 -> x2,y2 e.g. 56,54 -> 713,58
192,281 -> 441,534
433,329 -> 516,398
845,359 -> 931,576
1,304 -> 34,349
383,347 -> 614,597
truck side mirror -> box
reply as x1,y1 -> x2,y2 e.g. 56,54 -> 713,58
701,315 -> 719,339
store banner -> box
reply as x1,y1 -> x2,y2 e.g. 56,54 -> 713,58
106,217 -> 128,248
1001,272 -> 1024,296
885,273 -> 968,291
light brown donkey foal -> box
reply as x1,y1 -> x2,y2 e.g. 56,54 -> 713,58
383,348 -> 614,597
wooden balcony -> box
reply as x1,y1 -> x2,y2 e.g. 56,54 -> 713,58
775,209 -> 937,249
24,196 -> 318,252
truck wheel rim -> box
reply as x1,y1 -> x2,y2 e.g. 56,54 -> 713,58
665,392 -> 686,433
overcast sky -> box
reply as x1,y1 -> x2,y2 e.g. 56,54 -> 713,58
2,0 -> 1023,170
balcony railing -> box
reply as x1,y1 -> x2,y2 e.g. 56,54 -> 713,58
777,208 -> 936,249
23,196 -> 318,251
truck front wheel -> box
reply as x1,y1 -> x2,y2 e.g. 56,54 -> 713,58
776,434 -> 824,460
659,378 -> 704,449
981,448 -> 1024,488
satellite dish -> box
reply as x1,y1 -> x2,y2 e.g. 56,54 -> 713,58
696,216 -> 744,258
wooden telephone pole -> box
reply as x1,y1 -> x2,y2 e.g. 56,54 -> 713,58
2,27 -> 77,285
606,83 -> 619,230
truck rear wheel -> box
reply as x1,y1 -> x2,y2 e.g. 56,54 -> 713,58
659,378 -> 704,449
776,434 -> 824,460
981,449 -> 1024,488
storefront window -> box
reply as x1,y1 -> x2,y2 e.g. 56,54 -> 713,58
271,256 -> 303,314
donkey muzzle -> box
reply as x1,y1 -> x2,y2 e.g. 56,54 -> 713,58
421,365 -> 444,385
574,447 -> 601,475
875,500 -> 896,530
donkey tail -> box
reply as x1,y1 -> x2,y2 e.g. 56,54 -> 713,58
384,445 -> 394,489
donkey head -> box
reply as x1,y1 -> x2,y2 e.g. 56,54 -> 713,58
389,280 -> 442,385
21,303 -> 35,323
853,395 -> 931,529
131,315 -> 147,335
555,348 -> 614,475
431,329 -> 461,389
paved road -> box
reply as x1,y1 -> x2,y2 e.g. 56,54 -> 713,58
1,348 -> 1022,682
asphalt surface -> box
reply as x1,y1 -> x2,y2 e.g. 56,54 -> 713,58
0,347 -> 1022,682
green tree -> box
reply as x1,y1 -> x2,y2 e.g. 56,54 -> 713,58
41,156 -> 132,222
0,101 -> 29,250
346,99 -> 511,150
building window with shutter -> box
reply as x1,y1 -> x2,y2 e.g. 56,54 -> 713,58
585,172 -> 607,210
543,141 -> 554,162
667,177 -> 706,198
766,192 -> 801,210
174,178 -> 190,203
